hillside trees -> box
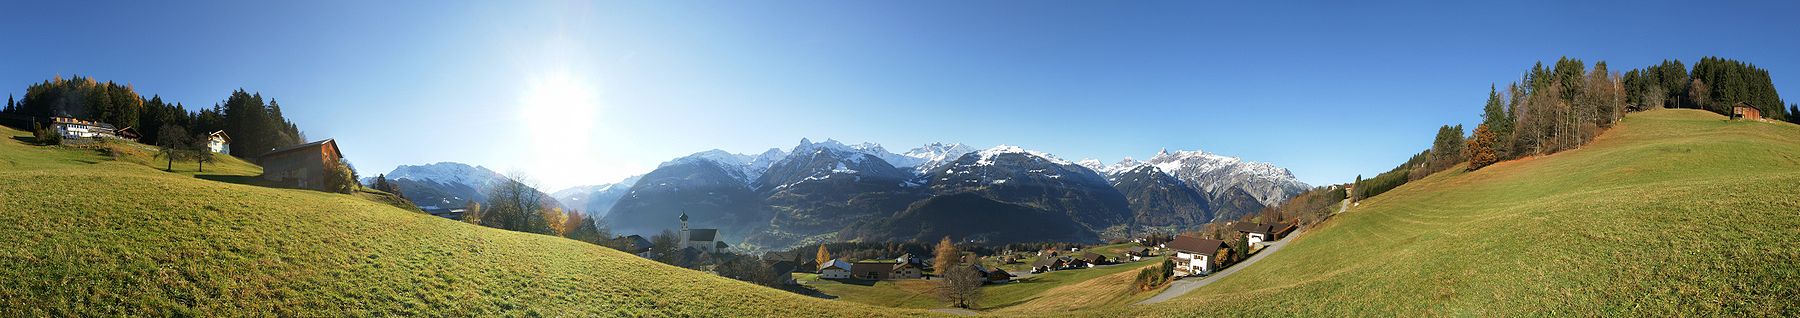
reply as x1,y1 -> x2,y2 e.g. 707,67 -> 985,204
1465,125 -> 1500,171
479,173 -> 554,235
1414,125 -> 1466,179
565,211 -> 612,245
4,76 -> 306,158
937,262 -> 983,309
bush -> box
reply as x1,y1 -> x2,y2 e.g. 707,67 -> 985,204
323,159 -> 356,194
33,126 -> 61,145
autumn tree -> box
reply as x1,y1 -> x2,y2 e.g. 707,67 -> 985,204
544,208 -> 571,237
1465,124 -> 1500,171
323,158 -> 356,194
932,236 -> 960,275
462,201 -> 483,226
816,244 -> 833,267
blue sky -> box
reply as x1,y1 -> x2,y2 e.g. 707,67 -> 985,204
3,1 -> 1797,190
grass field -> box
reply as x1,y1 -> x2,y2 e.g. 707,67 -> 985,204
1077,109 -> 1800,316
0,126 -> 933,317
805,256 -> 1166,312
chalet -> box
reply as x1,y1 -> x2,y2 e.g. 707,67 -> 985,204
1166,235 -> 1230,276
1123,247 -> 1152,261
765,261 -> 798,285
851,262 -> 896,280
971,264 -> 1015,284
206,130 -> 231,153
818,259 -> 854,279
257,139 -> 343,191
896,253 -> 926,268
1233,222 -> 1278,246
891,262 -> 923,279
676,212 -> 725,253
1733,102 -> 1763,120
761,251 -> 817,271
1077,252 -> 1111,267
1030,256 -> 1070,273
50,117 -> 121,141
611,235 -> 653,255
114,126 -> 139,140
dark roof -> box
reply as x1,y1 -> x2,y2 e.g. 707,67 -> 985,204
767,261 -> 797,275
687,229 -> 717,241
762,251 -> 798,262
715,241 -> 729,249
851,261 -> 895,273
259,139 -> 340,161
1233,222 -> 1276,235
613,235 -> 651,251
1078,252 -> 1107,263
1030,256 -> 1066,268
1126,246 -> 1150,254
1167,235 -> 1229,255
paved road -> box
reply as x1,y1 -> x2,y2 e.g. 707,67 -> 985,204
1136,227 -> 1305,305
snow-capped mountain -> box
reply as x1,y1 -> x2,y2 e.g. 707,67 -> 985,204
918,145 -> 1133,236
898,142 -> 977,174
1142,149 -> 1309,207
380,162 -> 563,211
552,175 -> 643,218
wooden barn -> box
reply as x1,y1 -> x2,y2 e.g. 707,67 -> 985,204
1732,102 -> 1763,120
257,139 -> 343,191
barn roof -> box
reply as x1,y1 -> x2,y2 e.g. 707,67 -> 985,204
1166,235 -> 1229,255
259,139 -> 341,162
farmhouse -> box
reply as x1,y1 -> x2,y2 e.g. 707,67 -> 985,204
1030,256 -> 1071,273
1124,246 -> 1152,261
1733,102 -> 1763,120
611,235 -> 652,255
256,139 -> 343,191
851,262 -> 895,280
818,259 -> 854,279
895,253 -> 925,268
1077,252 -> 1111,267
206,130 -> 231,153
1234,222 -> 1278,245
765,261 -> 798,285
1166,235 -> 1230,276
891,262 -> 922,279
50,117 -> 121,141
971,264 -> 1015,284
114,126 -> 139,140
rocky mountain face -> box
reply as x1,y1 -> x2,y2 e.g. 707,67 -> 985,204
590,141 -> 1308,252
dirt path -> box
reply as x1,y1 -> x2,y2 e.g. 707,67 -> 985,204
929,308 -> 979,316
1135,227 -> 1304,305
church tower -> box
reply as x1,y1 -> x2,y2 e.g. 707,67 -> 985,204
678,212 -> 689,249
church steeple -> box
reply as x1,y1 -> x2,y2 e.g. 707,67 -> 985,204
678,211 -> 689,248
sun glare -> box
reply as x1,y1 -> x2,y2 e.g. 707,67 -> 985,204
519,71 -> 601,187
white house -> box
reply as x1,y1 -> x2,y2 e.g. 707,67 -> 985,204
51,117 -> 119,140
818,260 -> 853,279
1234,222 -> 1277,246
677,212 -> 722,253
206,130 -> 231,153
1166,235 -> 1230,276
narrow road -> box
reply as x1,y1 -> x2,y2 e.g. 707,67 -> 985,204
1136,227 -> 1305,305
928,308 -> 978,316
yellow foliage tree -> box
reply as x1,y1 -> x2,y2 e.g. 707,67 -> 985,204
815,244 -> 832,268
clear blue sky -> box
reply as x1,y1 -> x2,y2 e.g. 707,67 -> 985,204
3,1 -> 1797,190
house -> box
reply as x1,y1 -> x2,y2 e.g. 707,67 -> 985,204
611,235 -> 652,255
971,264 -> 1015,284
1030,256 -> 1070,273
896,253 -> 926,269
891,262 -> 923,279
1077,252 -> 1111,267
1233,222 -> 1278,246
818,259 -> 854,279
1124,247 -> 1152,261
257,139 -> 343,191
1272,222 -> 1298,239
851,262 -> 896,280
1166,235 -> 1230,276
765,261 -> 798,285
676,212 -> 724,253
1733,102 -> 1763,120
761,251 -> 817,272
206,130 -> 231,153
114,126 -> 139,140
50,117 -> 120,141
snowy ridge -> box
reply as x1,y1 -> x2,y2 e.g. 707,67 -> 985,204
901,142 -> 977,173
663,148 -> 788,185
974,145 -> 1072,166
387,162 -> 507,187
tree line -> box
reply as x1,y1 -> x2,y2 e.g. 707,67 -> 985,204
2,75 -> 308,158
1624,57 -> 1792,122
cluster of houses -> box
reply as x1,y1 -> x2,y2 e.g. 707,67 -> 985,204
1163,221 -> 1298,277
1028,250 -> 1122,273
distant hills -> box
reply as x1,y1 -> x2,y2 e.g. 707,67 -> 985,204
372,162 -> 563,212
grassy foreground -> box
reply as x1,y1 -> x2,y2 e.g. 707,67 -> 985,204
1083,109 -> 1800,316
0,127 -> 930,316
805,257 -> 1165,312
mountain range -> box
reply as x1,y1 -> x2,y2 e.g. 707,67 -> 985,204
596,139 -> 1310,251
378,139 -> 1306,252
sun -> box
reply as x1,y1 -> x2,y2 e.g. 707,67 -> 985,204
518,71 -> 602,188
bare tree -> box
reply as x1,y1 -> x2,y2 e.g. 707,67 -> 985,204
479,172 -> 552,234
937,263 -> 983,308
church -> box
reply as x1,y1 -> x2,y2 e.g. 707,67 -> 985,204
677,212 -> 728,253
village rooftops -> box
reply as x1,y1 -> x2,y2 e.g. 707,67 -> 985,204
1166,235 -> 1229,255
1233,222 -> 1277,235
686,229 -> 718,241
1078,252 -> 1107,263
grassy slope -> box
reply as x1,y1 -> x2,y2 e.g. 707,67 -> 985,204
805,256 -> 1166,312
1081,109 -> 1800,316
0,127 -> 931,317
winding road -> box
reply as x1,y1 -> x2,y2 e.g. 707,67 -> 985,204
1135,227 -> 1305,305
